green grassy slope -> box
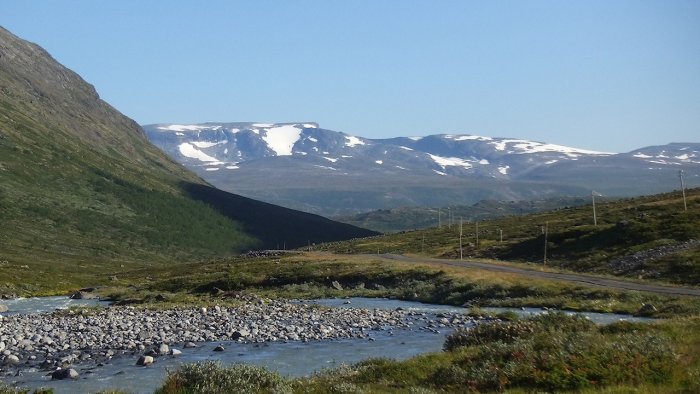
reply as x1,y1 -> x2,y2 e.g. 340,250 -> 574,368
319,188 -> 700,285
0,26 -> 374,294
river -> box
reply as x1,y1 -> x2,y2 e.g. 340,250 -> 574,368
0,296 -> 652,394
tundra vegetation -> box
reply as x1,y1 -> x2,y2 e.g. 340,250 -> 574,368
320,187 -> 700,285
1,189 -> 698,393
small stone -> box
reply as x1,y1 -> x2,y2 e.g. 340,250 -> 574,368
0,304 -> 8,312
170,349 -> 182,357
184,342 -> 197,348
158,343 -> 170,355
213,345 -> 225,352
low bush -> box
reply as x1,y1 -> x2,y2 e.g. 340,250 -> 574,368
444,320 -> 537,350
155,361 -> 292,394
438,313 -> 674,392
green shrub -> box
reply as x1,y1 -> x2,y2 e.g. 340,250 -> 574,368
444,320 -> 537,351
529,311 -> 597,333
495,310 -> 520,321
439,314 -> 674,392
0,385 -> 53,394
156,361 -> 292,394
599,320 -> 652,335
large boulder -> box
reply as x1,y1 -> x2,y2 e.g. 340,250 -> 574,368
136,355 -> 154,366
635,303 -> 658,317
51,368 -> 79,380
158,343 -> 170,355
69,291 -> 97,300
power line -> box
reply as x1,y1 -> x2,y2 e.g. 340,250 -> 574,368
679,170 -> 688,212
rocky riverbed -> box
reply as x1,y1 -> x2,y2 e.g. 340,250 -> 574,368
0,294 -> 477,379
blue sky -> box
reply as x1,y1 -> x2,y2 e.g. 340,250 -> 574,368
2,1 -> 698,152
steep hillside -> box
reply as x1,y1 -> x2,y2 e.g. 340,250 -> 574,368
144,122 -> 700,216
0,26 -> 374,293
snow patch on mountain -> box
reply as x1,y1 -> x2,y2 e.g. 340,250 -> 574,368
262,125 -> 302,156
157,124 -> 210,132
429,154 -> 473,169
345,136 -> 365,147
178,143 -> 218,162
448,135 -> 493,141
192,140 -> 227,148
512,142 -> 612,156
498,166 -> 510,175
634,153 -> 653,159
491,139 -> 612,157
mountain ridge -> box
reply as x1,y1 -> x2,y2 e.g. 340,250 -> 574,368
144,122 -> 700,216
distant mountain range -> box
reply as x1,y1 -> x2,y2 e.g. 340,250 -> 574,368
144,122 -> 700,216
0,26 -> 374,278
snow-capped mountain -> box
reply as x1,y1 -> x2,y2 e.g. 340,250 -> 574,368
144,122 -> 700,215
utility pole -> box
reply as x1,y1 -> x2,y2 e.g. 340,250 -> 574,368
543,221 -> 548,265
592,191 -> 598,226
680,170 -> 688,212
499,228 -> 503,243
459,217 -> 463,260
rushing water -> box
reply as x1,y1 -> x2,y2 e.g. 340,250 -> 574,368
0,296 -> 112,315
1,296 -> 652,394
